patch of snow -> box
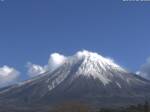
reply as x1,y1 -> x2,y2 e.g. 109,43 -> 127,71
116,82 -> 121,88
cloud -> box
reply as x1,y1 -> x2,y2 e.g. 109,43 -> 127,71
27,53 -> 66,77
48,53 -> 66,71
137,57 -> 150,80
26,62 -> 46,77
0,65 -> 20,87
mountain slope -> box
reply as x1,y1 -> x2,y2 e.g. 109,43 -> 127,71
0,50 -> 150,111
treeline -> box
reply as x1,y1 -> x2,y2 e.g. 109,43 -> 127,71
0,101 -> 149,112
51,101 -> 150,112
99,101 -> 150,112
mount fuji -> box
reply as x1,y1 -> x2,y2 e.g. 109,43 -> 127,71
0,50 -> 150,111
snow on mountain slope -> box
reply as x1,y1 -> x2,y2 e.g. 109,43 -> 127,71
73,50 -> 126,84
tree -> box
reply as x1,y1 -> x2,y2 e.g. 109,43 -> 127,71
144,101 -> 149,112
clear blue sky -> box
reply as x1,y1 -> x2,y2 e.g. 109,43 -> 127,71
0,0 -> 150,80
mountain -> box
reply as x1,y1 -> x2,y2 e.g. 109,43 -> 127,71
0,50 -> 150,111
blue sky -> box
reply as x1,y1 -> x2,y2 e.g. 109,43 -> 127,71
0,0 -> 150,85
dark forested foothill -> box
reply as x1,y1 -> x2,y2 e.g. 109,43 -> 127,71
0,101 -> 149,112
98,101 -> 150,112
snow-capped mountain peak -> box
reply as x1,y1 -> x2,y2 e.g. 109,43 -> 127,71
66,50 -> 126,85
40,50 -> 125,87
18,50 -> 127,90
75,50 -> 124,71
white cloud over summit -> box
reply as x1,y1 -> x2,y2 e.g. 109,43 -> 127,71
27,53 -> 66,77
0,65 -> 20,87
